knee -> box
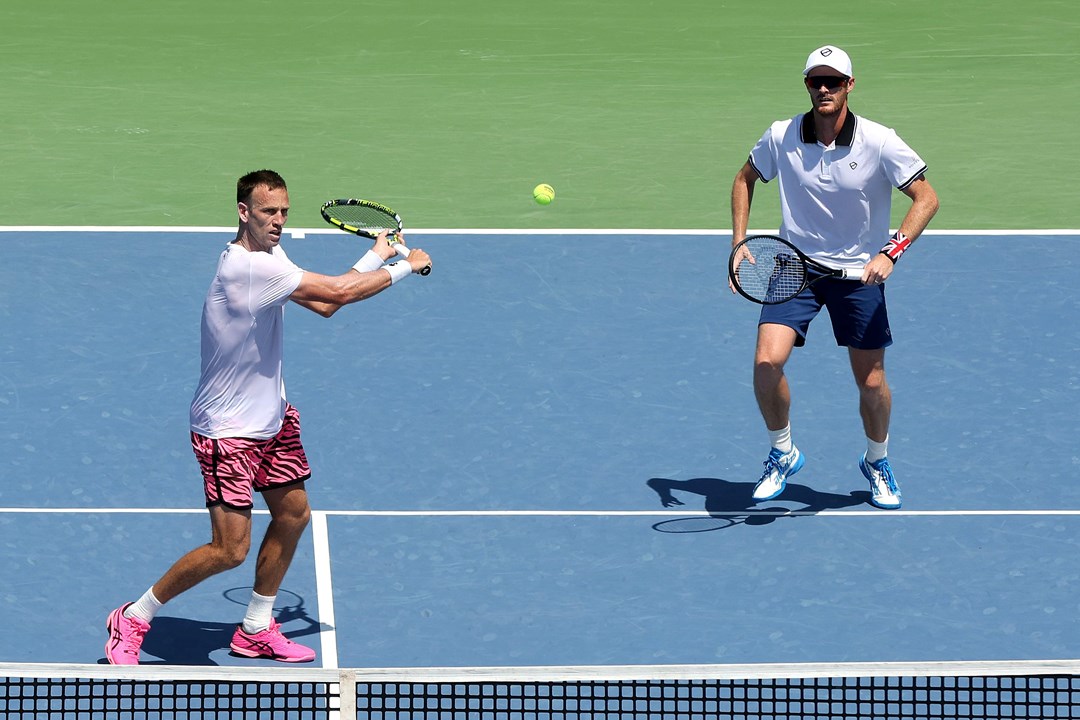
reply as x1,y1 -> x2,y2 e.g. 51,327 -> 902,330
858,368 -> 888,394
753,357 -> 786,386
276,501 -> 311,534
293,503 -> 312,530
216,538 -> 250,570
755,357 -> 784,373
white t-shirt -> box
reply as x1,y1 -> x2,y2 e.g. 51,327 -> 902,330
189,242 -> 305,439
748,111 -> 927,270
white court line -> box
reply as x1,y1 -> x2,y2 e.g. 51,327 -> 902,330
0,226 -> 1078,236
0,507 -> 264,514
4,507 -> 1080,517
324,509 -> 1080,517
310,511 -> 338,669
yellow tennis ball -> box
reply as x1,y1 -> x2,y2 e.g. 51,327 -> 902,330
533,183 -> 555,206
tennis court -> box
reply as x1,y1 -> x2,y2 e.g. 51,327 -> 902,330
3,227 -> 1080,718
2,0 -> 1079,717
3,228 -> 1079,666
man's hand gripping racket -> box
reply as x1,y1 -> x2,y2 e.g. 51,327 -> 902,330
320,199 -> 431,276
728,234 -> 867,305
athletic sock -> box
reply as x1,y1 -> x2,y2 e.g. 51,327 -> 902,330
768,425 -> 793,455
124,587 -> 164,624
242,591 -> 276,634
866,436 -> 889,464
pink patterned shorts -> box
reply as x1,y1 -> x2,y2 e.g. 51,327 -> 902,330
191,404 -> 311,509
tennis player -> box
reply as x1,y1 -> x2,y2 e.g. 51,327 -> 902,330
105,169 -> 431,664
730,45 -> 939,509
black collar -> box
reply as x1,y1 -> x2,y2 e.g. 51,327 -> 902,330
800,109 -> 856,146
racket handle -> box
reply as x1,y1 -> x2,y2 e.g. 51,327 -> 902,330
391,241 -> 432,276
839,267 -> 865,280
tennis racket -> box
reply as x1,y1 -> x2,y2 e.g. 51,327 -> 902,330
728,234 -> 863,304
320,198 -> 431,276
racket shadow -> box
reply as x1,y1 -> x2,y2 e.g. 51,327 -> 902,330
646,476 -> 867,534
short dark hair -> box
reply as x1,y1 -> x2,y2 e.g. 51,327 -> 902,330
237,169 -> 287,204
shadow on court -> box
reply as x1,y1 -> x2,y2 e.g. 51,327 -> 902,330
132,617 -> 236,665
646,477 -> 868,534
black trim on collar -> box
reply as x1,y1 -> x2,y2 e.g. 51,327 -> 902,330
800,110 -> 857,146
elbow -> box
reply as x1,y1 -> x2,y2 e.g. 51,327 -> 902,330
325,285 -> 357,313
926,194 -> 940,221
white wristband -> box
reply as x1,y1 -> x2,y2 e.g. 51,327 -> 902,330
385,260 -> 412,285
352,250 -> 383,274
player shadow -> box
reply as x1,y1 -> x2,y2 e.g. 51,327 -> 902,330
646,476 -> 868,534
137,616 -> 238,665
96,588 -> 326,665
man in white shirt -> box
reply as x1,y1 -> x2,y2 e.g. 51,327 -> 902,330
106,170 -> 431,664
730,46 -> 939,510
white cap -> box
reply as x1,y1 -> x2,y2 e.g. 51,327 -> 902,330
803,45 -> 853,77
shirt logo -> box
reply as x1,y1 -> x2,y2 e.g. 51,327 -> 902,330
849,162 -> 858,170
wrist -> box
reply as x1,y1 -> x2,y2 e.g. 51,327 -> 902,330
385,260 -> 412,284
879,231 -> 911,264
352,250 -> 383,274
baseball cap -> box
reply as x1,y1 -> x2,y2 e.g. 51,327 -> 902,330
803,45 -> 853,77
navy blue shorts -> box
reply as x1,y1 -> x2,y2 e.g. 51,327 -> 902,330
758,273 -> 893,349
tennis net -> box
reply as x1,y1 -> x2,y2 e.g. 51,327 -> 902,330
3,659 -> 1079,719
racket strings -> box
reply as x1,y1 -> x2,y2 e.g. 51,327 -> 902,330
733,237 -> 807,303
325,203 -> 399,233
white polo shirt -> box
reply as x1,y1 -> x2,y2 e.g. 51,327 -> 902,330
189,242 -> 305,439
748,110 -> 927,270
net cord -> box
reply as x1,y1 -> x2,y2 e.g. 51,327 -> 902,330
5,658 -> 1080,682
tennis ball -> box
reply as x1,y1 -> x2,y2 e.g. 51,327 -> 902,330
533,183 -> 555,206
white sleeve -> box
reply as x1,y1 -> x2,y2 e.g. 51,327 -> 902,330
747,124 -> 779,183
249,247 -> 303,310
881,129 -> 928,190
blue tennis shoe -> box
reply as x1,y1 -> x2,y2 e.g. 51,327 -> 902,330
860,453 -> 902,509
752,446 -> 804,501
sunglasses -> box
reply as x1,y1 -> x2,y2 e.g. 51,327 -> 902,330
805,75 -> 849,90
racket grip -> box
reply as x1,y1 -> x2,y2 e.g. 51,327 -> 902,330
392,242 -> 432,276
840,267 -> 865,280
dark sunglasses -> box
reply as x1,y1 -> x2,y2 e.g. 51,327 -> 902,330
805,75 -> 849,90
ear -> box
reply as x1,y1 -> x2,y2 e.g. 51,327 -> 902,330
237,202 -> 250,222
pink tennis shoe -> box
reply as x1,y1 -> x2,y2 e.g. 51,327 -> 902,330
230,620 -> 316,663
105,603 -> 150,665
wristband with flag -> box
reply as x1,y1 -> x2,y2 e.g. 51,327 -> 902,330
880,231 -> 911,263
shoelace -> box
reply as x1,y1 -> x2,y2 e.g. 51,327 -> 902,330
247,621 -> 296,645
761,455 -> 781,475
122,618 -> 148,656
760,451 -> 787,482
763,449 -> 791,472
869,461 -> 899,495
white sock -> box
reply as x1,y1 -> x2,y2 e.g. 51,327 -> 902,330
124,587 -> 164,624
767,425 -> 793,454
866,435 -> 889,464
242,591 -> 276,634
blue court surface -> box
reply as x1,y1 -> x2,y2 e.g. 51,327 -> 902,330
1,228 -> 1079,669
